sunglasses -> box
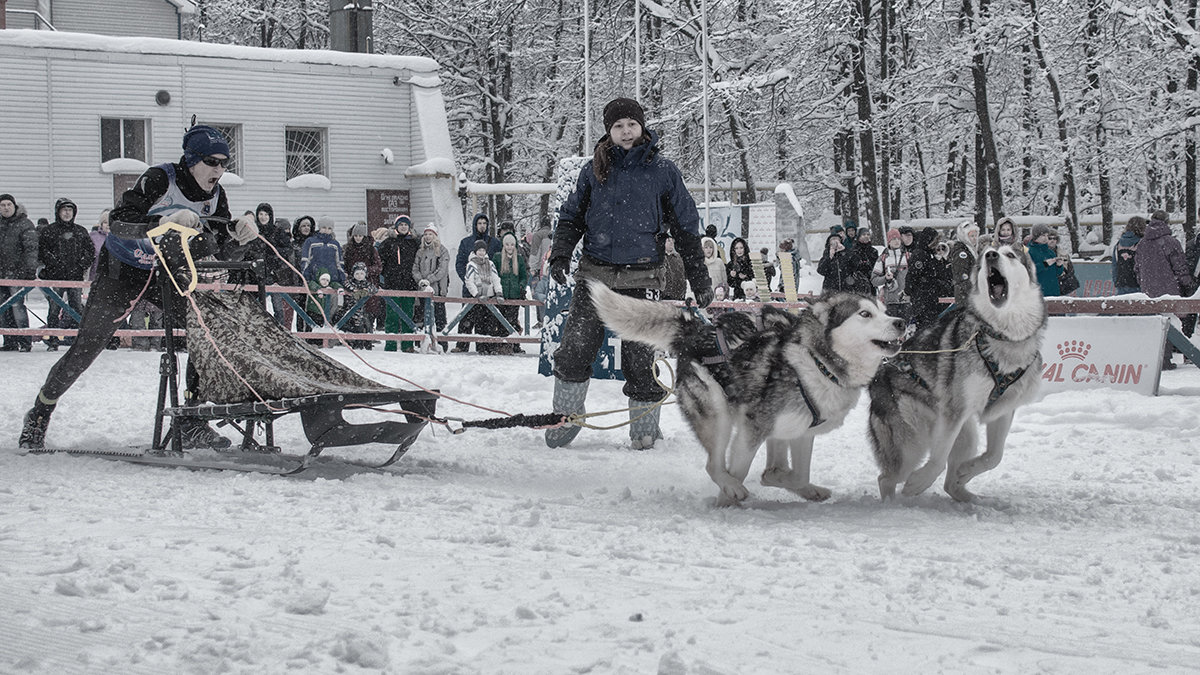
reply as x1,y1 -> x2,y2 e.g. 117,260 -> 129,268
201,156 -> 229,168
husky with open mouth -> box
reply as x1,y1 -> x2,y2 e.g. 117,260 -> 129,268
868,242 -> 1047,501
590,281 -> 905,506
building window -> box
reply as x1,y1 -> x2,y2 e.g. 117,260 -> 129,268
199,123 -> 242,175
285,127 -> 327,179
100,118 -> 148,162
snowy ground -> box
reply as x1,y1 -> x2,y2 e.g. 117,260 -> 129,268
2,340 -> 1200,674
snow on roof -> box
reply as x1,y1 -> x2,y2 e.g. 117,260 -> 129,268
0,29 -> 439,73
405,157 -> 457,178
165,0 -> 199,13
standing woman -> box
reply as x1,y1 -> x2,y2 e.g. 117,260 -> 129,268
411,223 -> 451,351
377,215 -> 420,351
817,233 -> 851,292
725,237 -> 755,299
1112,216 -> 1145,295
494,231 -> 529,354
871,228 -> 910,319
290,215 -> 317,332
701,236 -> 728,297
546,97 -> 713,450
1027,224 -> 1063,296
993,216 -> 1024,252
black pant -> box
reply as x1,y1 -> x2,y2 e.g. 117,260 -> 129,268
0,283 -> 32,350
552,281 -> 664,402
39,249 -> 198,403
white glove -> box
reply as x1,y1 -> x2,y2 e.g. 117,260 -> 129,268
160,209 -> 200,229
232,214 -> 259,245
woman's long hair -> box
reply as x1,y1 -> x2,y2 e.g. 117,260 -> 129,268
498,233 -> 520,275
592,131 -> 653,184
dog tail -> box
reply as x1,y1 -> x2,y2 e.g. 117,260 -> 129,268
589,280 -> 694,353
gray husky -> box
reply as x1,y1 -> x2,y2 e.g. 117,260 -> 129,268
868,242 -> 1047,502
590,282 -> 905,506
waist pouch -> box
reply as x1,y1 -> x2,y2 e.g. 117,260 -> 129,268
577,255 -> 665,291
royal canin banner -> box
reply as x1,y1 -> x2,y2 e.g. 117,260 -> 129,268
1040,315 -> 1168,396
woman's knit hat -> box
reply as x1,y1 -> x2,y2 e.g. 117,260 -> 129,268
602,98 -> 646,133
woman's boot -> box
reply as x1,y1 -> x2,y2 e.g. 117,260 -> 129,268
628,398 -> 662,450
545,378 -> 589,448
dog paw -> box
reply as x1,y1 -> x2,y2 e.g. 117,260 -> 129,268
715,484 -> 749,508
901,467 -> 942,497
761,470 -> 832,502
944,482 -> 978,503
794,484 -> 831,502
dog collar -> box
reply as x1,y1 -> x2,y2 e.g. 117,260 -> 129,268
813,356 -> 840,386
699,326 -> 732,366
968,311 -> 1021,343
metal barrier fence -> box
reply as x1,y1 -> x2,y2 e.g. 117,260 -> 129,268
0,278 -> 542,349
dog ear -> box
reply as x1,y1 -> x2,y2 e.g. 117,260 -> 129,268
810,296 -> 834,326
760,304 -> 796,330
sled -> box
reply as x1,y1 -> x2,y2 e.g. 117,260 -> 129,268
36,258 -> 438,476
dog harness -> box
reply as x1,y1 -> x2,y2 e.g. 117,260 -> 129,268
969,312 -> 1038,407
793,356 -> 840,428
975,337 -> 1033,407
889,355 -> 933,392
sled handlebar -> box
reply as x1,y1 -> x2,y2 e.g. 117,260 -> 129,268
110,215 -> 234,239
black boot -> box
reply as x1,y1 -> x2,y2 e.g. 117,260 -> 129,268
19,395 -> 57,450
173,417 -> 233,450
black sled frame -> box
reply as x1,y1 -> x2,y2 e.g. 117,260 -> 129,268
152,260 -> 438,475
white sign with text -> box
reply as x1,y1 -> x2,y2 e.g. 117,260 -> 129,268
1039,315 -> 1168,396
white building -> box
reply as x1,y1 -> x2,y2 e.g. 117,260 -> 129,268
2,0 -> 196,38
0,28 -> 465,244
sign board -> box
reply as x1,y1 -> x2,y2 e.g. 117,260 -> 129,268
1039,315 -> 1168,396
747,203 -> 777,260
1072,261 -> 1115,298
697,202 -> 737,253
365,189 -> 411,232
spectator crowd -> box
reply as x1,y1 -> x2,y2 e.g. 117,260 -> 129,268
4,190 -> 1198,364
0,194 -> 548,355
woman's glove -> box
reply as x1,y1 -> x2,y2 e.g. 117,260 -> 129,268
549,257 -> 570,285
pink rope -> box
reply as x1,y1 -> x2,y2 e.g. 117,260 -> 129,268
252,235 -> 515,418
112,266 -> 157,325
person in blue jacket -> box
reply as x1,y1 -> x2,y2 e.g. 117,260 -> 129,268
300,217 -> 346,285
1027,223 -> 1063,296
545,97 -> 713,450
